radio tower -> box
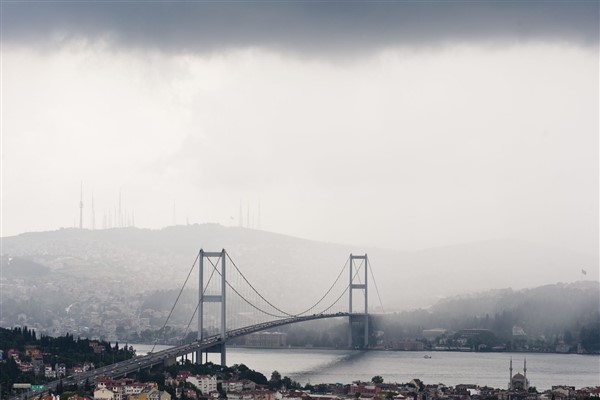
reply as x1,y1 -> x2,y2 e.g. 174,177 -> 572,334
91,192 -> 96,230
79,182 -> 84,229
257,200 -> 261,230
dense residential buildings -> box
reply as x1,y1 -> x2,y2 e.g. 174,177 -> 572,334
186,375 -> 218,394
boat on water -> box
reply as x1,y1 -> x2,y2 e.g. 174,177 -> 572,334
424,355 -> 432,359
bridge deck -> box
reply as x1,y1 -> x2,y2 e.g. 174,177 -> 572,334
10,312 -> 355,400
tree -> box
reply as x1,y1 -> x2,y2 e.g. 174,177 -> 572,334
56,379 -> 64,395
314,384 -> 328,394
269,370 -> 282,390
240,369 -> 267,385
270,371 -> 281,381
371,376 -> 384,384
280,376 -> 299,390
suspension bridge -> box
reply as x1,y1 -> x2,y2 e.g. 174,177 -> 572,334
157,249 -> 384,365
10,250 -> 385,400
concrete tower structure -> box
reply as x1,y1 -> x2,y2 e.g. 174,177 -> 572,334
257,201 -> 261,230
91,193 -> 95,230
119,191 -> 122,227
197,249 -> 227,366
79,182 -> 84,229
349,254 -> 369,348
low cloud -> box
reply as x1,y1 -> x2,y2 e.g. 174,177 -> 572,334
3,2 -> 598,54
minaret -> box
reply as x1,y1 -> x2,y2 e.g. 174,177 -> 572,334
524,358 -> 528,390
509,358 -> 513,390
246,202 -> 250,229
238,200 -> 243,227
79,182 -> 84,229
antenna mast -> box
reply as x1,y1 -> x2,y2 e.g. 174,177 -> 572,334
79,182 -> 84,229
91,192 -> 95,230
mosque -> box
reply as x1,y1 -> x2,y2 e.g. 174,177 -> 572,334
509,358 -> 529,391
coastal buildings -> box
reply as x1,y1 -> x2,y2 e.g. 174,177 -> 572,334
244,332 -> 287,348
186,375 -> 218,394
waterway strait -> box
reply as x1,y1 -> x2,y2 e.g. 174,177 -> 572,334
132,345 -> 600,390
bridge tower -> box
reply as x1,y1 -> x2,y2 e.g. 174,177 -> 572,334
348,254 -> 369,348
197,249 -> 227,366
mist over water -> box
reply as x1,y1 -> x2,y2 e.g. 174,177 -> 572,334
221,348 -> 600,390
133,345 -> 600,390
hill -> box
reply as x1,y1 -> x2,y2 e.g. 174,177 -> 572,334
2,224 -> 597,307
279,281 -> 600,352
1,224 -> 597,340
384,281 -> 600,336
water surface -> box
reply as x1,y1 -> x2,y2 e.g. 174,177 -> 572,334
132,345 -> 600,390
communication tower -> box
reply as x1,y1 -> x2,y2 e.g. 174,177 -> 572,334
79,182 -> 84,229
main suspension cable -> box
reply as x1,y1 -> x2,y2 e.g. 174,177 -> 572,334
225,252 -> 295,317
152,252 -> 199,353
207,255 -> 289,319
316,263 -> 363,314
368,258 -> 385,314
293,256 -> 350,316
182,262 -> 218,343
226,251 -> 356,317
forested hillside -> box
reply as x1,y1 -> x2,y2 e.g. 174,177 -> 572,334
372,281 -> 600,352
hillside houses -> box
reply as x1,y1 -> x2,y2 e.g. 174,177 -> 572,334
94,378 -> 164,400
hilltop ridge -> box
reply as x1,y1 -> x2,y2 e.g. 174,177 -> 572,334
1,225 -> 598,348
2,224 -> 597,311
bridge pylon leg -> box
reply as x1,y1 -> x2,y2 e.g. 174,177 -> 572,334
348,253 -> 369,349
221,343 -> 226,366
198,249 -> 228,366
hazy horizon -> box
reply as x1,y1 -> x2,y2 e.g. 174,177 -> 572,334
2,2 -> 598,258
2,222 -> 598,313
3,222 -> 600,261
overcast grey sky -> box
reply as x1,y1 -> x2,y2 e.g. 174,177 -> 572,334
1,1 -> 598,256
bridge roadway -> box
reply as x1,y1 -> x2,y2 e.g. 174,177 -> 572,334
10,312 -> 353,400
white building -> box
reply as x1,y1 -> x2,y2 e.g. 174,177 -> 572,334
187,375 -> 218,395
94,388 -> 115,400
225,380 -> 256,393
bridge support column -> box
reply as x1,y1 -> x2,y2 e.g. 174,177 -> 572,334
163,357 -> 178,367
198,249 -> 227,366
348,254 -> 369,349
